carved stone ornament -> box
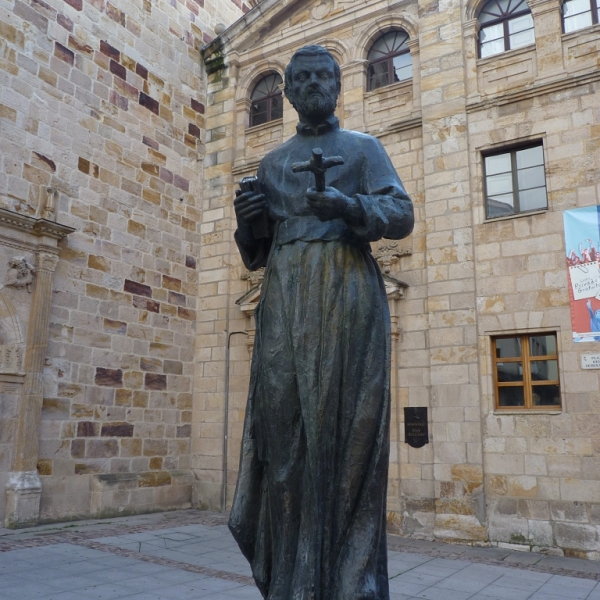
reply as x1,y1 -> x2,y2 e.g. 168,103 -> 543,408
374,240 -> 412,273
312,0 -> 333,19
311,0 -> 355,18
5,257 -> 35,293
37,252 -> 60,273
241,267 -> 265,286
38,187 -> 57,222
0,344 -> 24,373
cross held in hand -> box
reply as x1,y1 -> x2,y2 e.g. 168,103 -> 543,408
291,148 -> 344,192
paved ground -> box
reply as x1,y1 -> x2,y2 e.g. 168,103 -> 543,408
2,511 -> 600,599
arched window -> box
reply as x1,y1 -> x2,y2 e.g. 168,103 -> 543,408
478,0 -> 535,58
250,73 -> 283,127
563,0 -> 599,33
367,30 -> 412,92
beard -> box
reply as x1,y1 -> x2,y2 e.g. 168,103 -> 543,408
293,89 -> 337,119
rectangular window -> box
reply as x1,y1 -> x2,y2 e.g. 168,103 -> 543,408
492,333 -> 561,410
563,0 -> 599,33
484,143 -> 548,219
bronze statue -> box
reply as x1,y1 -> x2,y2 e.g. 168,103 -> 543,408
230,45 -> 414,600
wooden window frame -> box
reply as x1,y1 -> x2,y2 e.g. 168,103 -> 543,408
249,73 -> 283,128
482,141 -> 548,220
562,0 -> 600,33
492,333 -> 561,411
367,30 -> 412,92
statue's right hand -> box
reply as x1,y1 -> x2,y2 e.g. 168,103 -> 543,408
234,189 -> 267,223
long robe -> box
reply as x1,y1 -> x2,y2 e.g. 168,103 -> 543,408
229,117 -> 414,600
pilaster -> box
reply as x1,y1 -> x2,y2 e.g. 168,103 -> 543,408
0,209 -> 74,528
417,0 -> 484,541
529,0 -> 565,82
341,59 -> 368,131
407,39 -> 422,114
463,19 -> 481,101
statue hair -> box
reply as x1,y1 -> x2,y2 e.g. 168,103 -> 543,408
284,45 -> 341,97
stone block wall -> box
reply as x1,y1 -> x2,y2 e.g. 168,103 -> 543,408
2,0 -> 600,553
197,0 -> 600,557
198,0 -> 435,528
0,0 -> 244,524
470,55 -> 600,557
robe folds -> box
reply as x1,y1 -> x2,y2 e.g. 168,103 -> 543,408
229,117 -> 414,600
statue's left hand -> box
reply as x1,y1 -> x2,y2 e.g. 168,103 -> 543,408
306,186 -> 362,224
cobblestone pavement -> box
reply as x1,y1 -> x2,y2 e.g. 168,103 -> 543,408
1,510 -> 600,599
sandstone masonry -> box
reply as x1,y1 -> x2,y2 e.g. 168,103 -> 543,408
2,0 -> 600,558
199,0 -> 600,558
0,0 -> 244,525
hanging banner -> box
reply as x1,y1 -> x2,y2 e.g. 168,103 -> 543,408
564,206 -> 600,342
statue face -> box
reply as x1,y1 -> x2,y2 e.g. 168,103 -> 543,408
287,54 -> 339,120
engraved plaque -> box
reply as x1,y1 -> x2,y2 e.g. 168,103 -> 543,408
582,354 -> 600,369
404,407 -> 429,448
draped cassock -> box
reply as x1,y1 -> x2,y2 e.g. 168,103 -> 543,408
229,116 -> 414,600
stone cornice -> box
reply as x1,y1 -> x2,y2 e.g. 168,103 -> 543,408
205,0 -> 418,63
466,68 -> 600,113
463,18 -> 481,37
232,158 -> 263,176
406,38 -> 420,54
0,208 -> 75,240
340,59 -> 369,76
235,97 -> 253,110
369,115 -> 423,137
527,0 -> 562,15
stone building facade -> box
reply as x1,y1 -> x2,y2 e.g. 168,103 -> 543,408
199,0 -> 600,558
0,0 -> 247,527
2,0 -> 600,559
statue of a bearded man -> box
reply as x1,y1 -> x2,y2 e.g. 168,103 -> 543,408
229,45 -> 414,600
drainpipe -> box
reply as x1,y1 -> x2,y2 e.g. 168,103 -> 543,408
222,330 -> 248,512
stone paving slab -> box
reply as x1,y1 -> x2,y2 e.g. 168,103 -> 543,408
2,511 -> 600,599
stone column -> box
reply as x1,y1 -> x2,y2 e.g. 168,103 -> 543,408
1,212 -> 74,529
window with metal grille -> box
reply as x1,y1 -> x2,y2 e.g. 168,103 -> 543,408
483,143 -> 548,219
492,333 -> 561,409
563,0 -> 600,32
478,0 -> 535,58
367,30 -> 412,91
250,73 -> 283,127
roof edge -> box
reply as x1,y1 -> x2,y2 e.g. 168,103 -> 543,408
202,0 -> 281,59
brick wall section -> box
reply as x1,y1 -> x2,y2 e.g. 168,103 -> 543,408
0,0 -> 243,522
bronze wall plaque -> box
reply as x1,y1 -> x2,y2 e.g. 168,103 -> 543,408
404,407 -> 429,448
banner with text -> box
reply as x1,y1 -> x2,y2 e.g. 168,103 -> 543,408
564,205 -> 600,342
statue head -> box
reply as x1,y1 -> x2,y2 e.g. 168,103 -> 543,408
284,45 -> 341,122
